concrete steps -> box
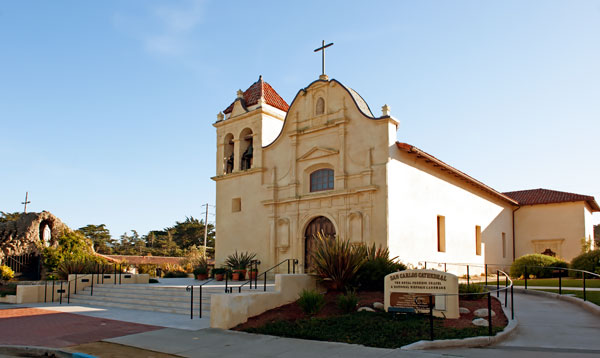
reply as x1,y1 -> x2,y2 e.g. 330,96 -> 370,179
68,284 -> 217,316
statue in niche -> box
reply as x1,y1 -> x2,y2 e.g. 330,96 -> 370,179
241,140 -> 253,170
541,248 -> 556,257
225,153 -> 234,174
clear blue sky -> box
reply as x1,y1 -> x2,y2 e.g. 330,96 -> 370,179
1,0 -> 599,238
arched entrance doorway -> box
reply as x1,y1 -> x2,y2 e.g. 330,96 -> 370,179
304,216 -> 336,271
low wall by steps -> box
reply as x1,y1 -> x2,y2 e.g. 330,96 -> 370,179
0,274 -> 149,304
210,274 -> 317,329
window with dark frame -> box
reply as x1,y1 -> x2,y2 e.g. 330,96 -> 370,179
310,169 -> 334,192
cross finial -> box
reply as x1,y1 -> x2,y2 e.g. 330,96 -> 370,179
314,40 -> 333,80
21,191 -> 31,214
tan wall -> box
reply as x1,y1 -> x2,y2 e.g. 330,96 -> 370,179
210,274 -> 317,329
514,202 -> 590,261
387,150 -> 515,274
213,79 -> 398,271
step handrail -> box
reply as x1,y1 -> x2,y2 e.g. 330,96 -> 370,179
227,258 -> 298,293
186,278 -> 214,319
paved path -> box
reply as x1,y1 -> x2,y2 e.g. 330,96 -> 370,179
433,291 -> 600,357
0,307 -> 161,348
105,328 -> 443,358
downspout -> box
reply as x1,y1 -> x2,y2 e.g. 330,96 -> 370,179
512,206 -> 521,262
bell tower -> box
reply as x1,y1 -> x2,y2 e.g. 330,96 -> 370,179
213,76 -> 288,177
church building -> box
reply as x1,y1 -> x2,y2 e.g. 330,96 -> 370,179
212,72 -> 598,273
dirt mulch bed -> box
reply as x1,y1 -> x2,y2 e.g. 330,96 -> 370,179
233,291 -> 507,331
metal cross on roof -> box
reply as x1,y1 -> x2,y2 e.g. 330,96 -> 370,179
314,40 -> 334,76
21,191 -> 30,213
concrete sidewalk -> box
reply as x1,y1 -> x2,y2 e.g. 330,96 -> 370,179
105,328 -> 442,358
432,291 -> 600,357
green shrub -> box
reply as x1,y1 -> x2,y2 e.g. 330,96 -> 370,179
0,265 -> 14,280
297,289 -> 325,316
355,256 -> 406,291
164,270 -> 188,278
510,254 -> 568,278
336,291 -> 359,313
458,284 -> 485,300
42,230 -> 100,273
136,264 -> 158,277
570,250 -> 600,277
311,233 -> 366,291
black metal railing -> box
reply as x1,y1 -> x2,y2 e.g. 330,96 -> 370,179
522,265 -> 600,302
43,263 -> 129,304
413,269 -> 514,341
186,278 -> 215,319
225,258 -> 299,294
419,261 -> 511,287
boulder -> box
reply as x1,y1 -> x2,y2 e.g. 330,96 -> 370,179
459,307 -> 470,314
357,307 -> 375,312
373,302 -> 384,310
474,308 -> 496,318
472,318 -> 489,327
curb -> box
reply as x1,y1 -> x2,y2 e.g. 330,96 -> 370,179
514,287 -> 600,316
0,345 -> 97,357
400,296 -> 518,350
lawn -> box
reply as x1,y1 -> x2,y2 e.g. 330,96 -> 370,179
243,311 -> 504,349
538,289 -> 600,306
512,278 -> 600,288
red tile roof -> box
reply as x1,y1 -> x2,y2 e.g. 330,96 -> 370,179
395,142 -> 519,205
223,76 -> 289,114
503,189 -> 600,211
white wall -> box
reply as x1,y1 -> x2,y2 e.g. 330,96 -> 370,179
387,150 -> 514,275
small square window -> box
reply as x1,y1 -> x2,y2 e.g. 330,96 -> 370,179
232,198 -> 241,212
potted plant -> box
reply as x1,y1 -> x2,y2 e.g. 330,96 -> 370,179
213,267 -> 227,281
225,251 -> 256,281
193,266 -> 209,280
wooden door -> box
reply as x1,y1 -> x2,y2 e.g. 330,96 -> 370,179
304,216 -> 336,271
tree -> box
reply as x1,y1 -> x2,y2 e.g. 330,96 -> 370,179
77,224 -> 115,254
595,224 -> 600,248
0,211 -> 21,223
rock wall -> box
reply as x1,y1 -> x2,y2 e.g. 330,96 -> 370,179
0,211 -> 68,260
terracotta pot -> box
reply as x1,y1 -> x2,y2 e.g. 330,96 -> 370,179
238,270 -> 247,281
249,271 -> 258,280
196,274 -> 208,280
232,272 -> 240,281
215,273 -> 224,281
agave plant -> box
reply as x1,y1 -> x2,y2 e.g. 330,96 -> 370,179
311,232 -> 366,291
225,250 -> 257,270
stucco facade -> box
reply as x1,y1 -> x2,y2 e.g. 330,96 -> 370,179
212,75 -> 598,272
514,202 -> 596,262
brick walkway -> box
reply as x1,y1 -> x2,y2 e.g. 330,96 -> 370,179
0,308 -> 161,348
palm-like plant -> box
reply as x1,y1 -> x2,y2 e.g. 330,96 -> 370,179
311,232 -> 366,291
225,250 -> 257,270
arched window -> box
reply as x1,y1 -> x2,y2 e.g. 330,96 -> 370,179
310,169 -> 334,192
240,128 -> 253,170
315,97 -> 325,115
223,133 -> 234,174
